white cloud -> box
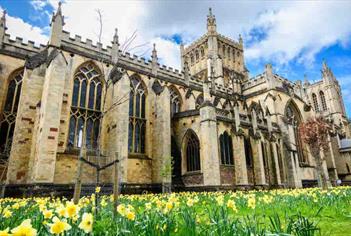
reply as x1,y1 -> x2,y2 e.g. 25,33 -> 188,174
0,6 -> 48,46
152,37 -> 180,68
30,0 -> 48,11
245,2 -> 351,65
2,1 -> 351,72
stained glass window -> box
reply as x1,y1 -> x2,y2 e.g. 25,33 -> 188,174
219,131 -> 234,165
186,130 -> 200,172
68,63 -> 102,149
0,70 -> 23,156
128,74 -> 147,154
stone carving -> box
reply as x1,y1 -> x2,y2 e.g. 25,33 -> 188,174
185,88 -> 193,99
108,65 -> 125,84
152,80 -> 164,95
24,48 -> 60,70
25,49 -> 48,69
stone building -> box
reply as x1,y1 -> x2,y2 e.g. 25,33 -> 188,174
0,6 -> 350,195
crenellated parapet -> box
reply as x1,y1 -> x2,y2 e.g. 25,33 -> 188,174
1,33 -> 46,57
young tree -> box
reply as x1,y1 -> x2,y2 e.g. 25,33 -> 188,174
160,156 -> 174,193
299,117 -> 331,190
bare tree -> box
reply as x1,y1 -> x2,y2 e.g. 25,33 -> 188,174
74,8 -> 149,207
299,117 -> 331,190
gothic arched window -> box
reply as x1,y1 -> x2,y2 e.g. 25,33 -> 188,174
244,137 -> 253,168
186,131 -> 200,172
201,47 -> 205,57
261,142 -> 268,169
285,102 -> 308,164
68,63 -> 102,149
195,94 -> 204,109
312,93 -> 319,112
128,74 -> 146,154
320,91 -> 327,111
195,51 -> 199,61
170,87 -> 181,117
219,131 -> 234,165
0,70 -> 23,156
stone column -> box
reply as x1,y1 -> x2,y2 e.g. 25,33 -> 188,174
199,104 -> 221,186
271,142 -> 282,185
250,138 -> 266,185
6,67 -> 45,184
233,135 -> 248,185
112,73 -> 130,182
152,88 -> 171,184
30,52 -> 67,183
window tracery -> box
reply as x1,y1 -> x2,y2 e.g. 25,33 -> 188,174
128,75 -> 147,154
0,70 -> 23,156
219,131 -> 234,165
186,131 -> 200,172
68,63 -> 102,149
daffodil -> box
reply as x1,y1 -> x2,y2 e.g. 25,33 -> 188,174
145,202 -> 152,210
56,205 -> 66,218
12,203 -> 20,210
247,196 -> 256,209
3,208 -> 12,218
0,228 -> 10,236
11,219 -> 37,236
95,186 -> 101,193
227,199 -> 238,212
117,204 -> 126,216
42,209 -> 53,219
65,201 -> 80,218
186,198 -> 194,207
79,213 -> 93,233
49,217 -> 71,235
126,210 -> 135,221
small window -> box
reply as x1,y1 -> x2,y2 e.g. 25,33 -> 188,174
170,87 -> 181,117
320,91 -> 327,111
312,93 -> 319,112
195,94 -> 204,109
186,131 -> 201,172
219,131 -> 234,165
244,137 -> 253,168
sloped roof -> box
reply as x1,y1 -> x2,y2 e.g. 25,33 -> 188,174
340,139 -> 351,152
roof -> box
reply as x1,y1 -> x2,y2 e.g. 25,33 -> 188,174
340,139 -> 351,152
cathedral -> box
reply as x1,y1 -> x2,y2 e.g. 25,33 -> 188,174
0,5 -> 350,195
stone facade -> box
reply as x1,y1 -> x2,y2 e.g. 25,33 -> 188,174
0,7 -> 351,193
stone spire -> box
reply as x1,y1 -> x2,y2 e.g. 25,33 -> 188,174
184,61 -> 190,86
239,34 -> 243,46
0,10 -> 6,47
49,2 -> 64,47
111,28 -> 119,64
180,43 -> 185,70
152,43 -> 158,75
303,74 -> 310,87
265,63 -> 273,78
322,60 -> 335,83
207,7 -> 216,34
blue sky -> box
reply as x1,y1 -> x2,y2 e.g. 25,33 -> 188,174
0,0 -> 350,117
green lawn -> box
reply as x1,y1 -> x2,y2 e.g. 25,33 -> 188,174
0,187 -> 350,235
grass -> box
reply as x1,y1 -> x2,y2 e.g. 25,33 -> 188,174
0,187 -> 350,235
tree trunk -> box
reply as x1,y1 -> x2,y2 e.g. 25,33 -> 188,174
113,152 -> 119,217
311,146 -> 329,190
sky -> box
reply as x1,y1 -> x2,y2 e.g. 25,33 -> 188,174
0,0 -> 350,117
